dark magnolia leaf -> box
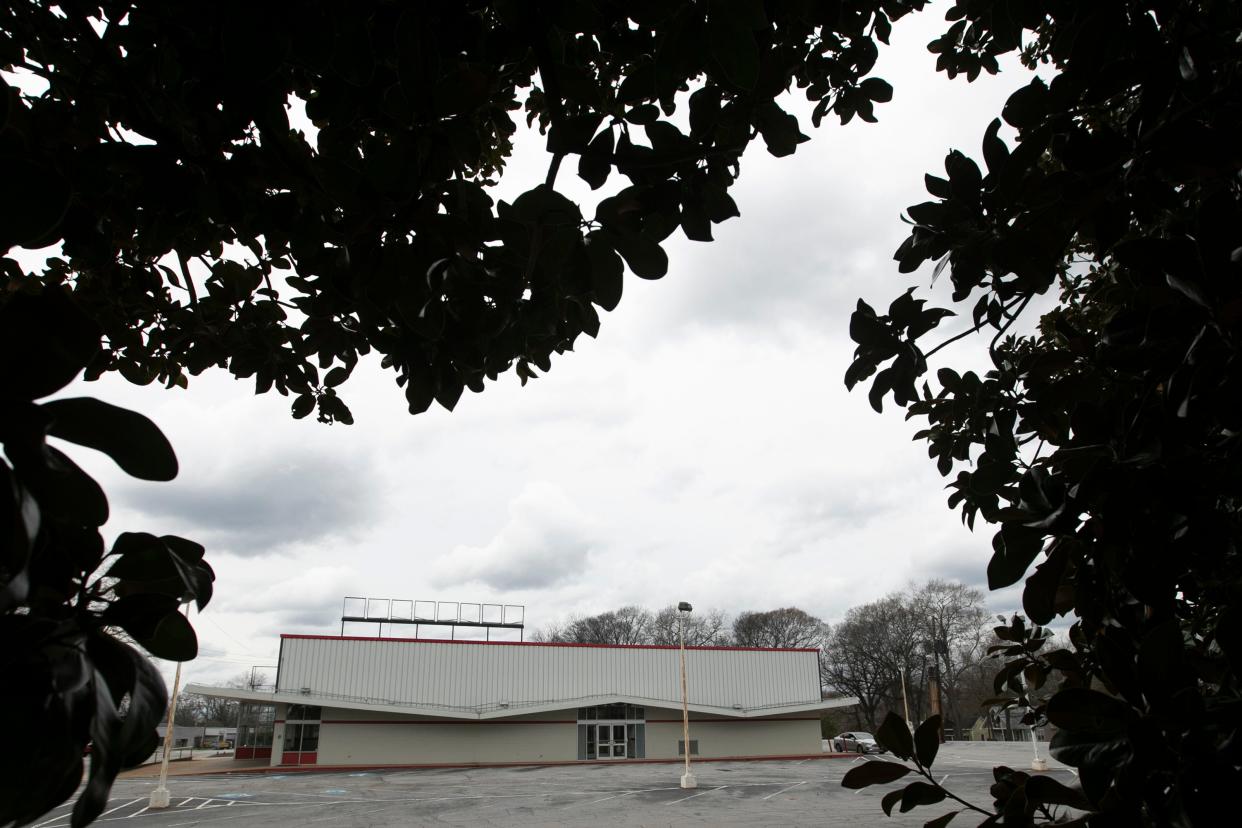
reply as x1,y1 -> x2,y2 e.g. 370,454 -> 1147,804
1045,687 -> 1130,732
756,102 -> 807,158
91,634 -> 169,767
841,760 -> 912,789
405,368 -> 435,415
1137,621 -> 1186,705
1216,607 -> 1242,674
1024,775 -> 1091,810
914,714 -> 941,768
1165,272 -> 1211,309
876,711 -> 915,760
291,393 -> 316,419
44,397 -> 178,482
987,526 -> 1044,590
603,228 -> 668,280
882,788 -> 904,816
1023,543 -> 1069,625
900,781 -> 947,812
1178,47 -> 1197,81
1002,78 -> 1048,129
1048,727 -> 1130,770
434,365 -> 465,412
924,174 -> 951,198
707,4 -> 759,90
165,533 -> 216,613
547,112 -> 605,155
108,532 -> 181,581
869,367 -> 894,413
0,154 -> 71,249
0,286 -> 100,401
0,463 -> 37,611
924,811 -> 959,828
145,608 -> 198,661
586,234 -> 623,311
578,128 -> 614,190
861,77 -> 894,103
680,198 -> 713,242
324,366 -> 349,387
103,593 -> 178,634
35,446 -> 110,527
72,673 -> 123,828
982,118 -> 1009,175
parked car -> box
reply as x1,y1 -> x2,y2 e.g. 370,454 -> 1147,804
832,732 -> 884,753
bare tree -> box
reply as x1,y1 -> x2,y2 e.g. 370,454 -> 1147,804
821,595 -> 925,731
907,580 -> 990,736
649,606 -> 729,646
175,670 -> 269,726
732,607 -> 827,649
555,606 -> 654,644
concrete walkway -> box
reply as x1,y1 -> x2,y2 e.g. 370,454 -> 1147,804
119,757 -> 270,778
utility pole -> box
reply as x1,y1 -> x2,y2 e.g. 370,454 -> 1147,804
928,618 -> 945,743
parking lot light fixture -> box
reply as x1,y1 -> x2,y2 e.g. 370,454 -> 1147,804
677,601 -> 696,790
150,603 -> 189,808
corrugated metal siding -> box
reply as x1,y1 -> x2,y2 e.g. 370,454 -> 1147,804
277,638 -> 820,714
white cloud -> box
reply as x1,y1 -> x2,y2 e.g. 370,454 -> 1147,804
431,482 -> 599,591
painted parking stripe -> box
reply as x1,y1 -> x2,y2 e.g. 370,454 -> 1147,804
669,785 -> 727,804
761,780 -> 808,801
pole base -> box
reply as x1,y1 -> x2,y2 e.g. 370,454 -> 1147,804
1030,758 -> 1048,772
149,787 -> 171,809
680,772 -> 697,789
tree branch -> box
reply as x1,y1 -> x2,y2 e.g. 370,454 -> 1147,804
923,295 -> 1025,359
177,252 -> 199,307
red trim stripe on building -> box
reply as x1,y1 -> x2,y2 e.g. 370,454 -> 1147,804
280,633 -> 819,653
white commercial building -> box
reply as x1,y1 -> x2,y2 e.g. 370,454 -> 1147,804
187,634 -> 856,767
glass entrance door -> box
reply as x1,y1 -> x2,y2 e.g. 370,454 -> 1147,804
595,723 -> 627,759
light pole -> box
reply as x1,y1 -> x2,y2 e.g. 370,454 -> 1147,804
150,603 -> 189,809
898,665 -> 912,732
1025,673 -> 1047,771
677,601 -> 696,790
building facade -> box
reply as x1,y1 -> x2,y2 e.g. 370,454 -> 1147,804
187,634 -> 855,768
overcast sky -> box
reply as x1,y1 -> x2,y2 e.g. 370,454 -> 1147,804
36,8 -> 1043,688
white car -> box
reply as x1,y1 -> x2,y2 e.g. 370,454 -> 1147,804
832,731 -> 884,754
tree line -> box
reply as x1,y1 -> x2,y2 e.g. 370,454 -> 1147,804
174,671 -> 268,728
533,604 -> 825,649
535,580 -> 1002,736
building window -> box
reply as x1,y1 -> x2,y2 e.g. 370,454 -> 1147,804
283,723 -> 320,753
282,705 -> 322,764
677,740 -> 699,756
236,702 -> 275,759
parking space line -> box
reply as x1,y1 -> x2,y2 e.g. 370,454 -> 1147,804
585,789 -> 639,805
125,806 -> 149,818
761,780 -> 808,801
669,785 -> 726,804
91,798 -> 145,821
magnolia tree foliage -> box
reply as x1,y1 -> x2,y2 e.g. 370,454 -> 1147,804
844,0 -> 1242,824
1,0 -> 921,424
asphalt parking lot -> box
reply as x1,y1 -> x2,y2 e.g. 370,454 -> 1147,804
31,743 -> 1071,828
